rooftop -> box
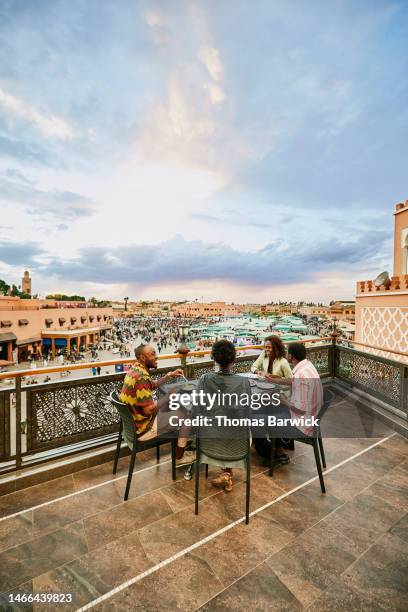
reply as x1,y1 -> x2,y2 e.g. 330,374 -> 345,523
0,343 -> 406,610
0,393 -> 406,610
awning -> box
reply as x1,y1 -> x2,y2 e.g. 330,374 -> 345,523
1,321 -> 12,327
45,318 -> 53,324
0,332 -> 17,343
81,316 -> 87,322
42,337 -> 67,347
16,336 -> 42,346
18,319 -> 29,326
89,316 -> 95,321
71,317 -> 77,323
59,317 -> 66,323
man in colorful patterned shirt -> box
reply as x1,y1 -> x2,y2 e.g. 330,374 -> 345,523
120,344 -> 193,461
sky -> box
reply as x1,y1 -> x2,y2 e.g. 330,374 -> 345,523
0,0 -> 407,303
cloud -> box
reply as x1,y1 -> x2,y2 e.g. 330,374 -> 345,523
199,46 -> 224,81
38,229 -> 389,287
0,135 -> 53,165
145,11 -> 167,28
0,241 -> 43,266
205,82 -> 225,106
191,212 -> 273,229
0,88 -> 75,140
0,168 -> 95,221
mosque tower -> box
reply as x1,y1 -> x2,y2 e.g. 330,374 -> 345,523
22,270 -> 32,295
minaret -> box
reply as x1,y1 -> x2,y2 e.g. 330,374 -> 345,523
22,270 -> 31,295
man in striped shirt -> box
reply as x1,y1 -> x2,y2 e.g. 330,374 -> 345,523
286,342 -> 323,435
266,342 -> 323,436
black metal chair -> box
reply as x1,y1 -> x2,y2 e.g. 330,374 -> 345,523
268,387 -> 336,494
194,431 -> 251,524
110,390 -> 177,500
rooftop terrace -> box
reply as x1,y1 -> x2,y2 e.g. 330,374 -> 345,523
0,341 -> 407,610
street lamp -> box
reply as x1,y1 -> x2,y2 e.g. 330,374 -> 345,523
177,324 -> 190,372
124,297 -> 129,312
331,316 -> 340,342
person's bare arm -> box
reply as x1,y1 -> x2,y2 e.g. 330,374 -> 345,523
264,374 -> 293,386
279,394 -> 305,415
141,401 -> 158,417
152,369 -> 184,389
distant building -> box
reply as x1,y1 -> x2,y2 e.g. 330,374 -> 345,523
171,301 -> 243,318
355,201 -> 408,362
0,297 -> 113,363
21,270 -> 31,295
328,301 -> 355,323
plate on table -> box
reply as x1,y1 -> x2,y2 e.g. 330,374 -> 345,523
179,383 -> 196,393
253,379 -> 277,390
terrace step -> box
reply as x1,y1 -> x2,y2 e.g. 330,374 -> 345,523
0,442 -> 131,497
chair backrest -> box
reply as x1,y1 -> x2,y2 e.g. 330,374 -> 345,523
196,371 -> 251,462
199,436 -> 249,462
110,390 -> 136,449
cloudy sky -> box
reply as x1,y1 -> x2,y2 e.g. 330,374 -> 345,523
0,0 -> 407,303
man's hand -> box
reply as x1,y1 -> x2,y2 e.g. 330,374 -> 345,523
167,369 -> 184,379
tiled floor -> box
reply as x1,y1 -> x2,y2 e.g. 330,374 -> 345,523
0,392 -> 407,611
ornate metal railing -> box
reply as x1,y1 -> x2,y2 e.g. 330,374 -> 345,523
0,340 -> 406,474
336,345 -> 407,413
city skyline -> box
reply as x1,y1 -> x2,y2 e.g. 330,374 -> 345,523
1,0 -> 407,302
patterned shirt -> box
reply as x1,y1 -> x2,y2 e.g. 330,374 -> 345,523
290,359 -> 323,434
119,362 -> 156,435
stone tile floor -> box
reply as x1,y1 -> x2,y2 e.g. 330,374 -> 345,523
0,393 -> 406,611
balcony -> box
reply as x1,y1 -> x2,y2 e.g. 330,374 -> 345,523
0,341 -> 407,610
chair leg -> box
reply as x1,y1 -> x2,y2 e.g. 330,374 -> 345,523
245,443 -> 251,524
318,433 -> 326,468
156,444 -> 160,463
124,443 -> 137,501
268,437 -> 276,477
205,464 -> 208,479
113,423 -> 122,475
171,439 -> 176,481
195,442 -> 200,515
194,462 -> 200,516
313,439 -> 326,493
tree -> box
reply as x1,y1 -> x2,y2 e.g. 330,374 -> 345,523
46,294 -> 86,301
0,279 -> 10,296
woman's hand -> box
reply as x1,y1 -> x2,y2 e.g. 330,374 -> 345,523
264,373 -> 280,381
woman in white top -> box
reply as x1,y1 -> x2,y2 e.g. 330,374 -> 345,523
251,335 -> 293,380
251,335 -> 293,465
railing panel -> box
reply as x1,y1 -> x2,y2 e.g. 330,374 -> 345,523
336,346 -> 405,412
25,364 -> 179,454
26,374 -> 125,453
306,345 -> 332,376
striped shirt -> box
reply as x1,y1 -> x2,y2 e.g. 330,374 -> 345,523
290,359 -> 323,434
119,363 -> 156,435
